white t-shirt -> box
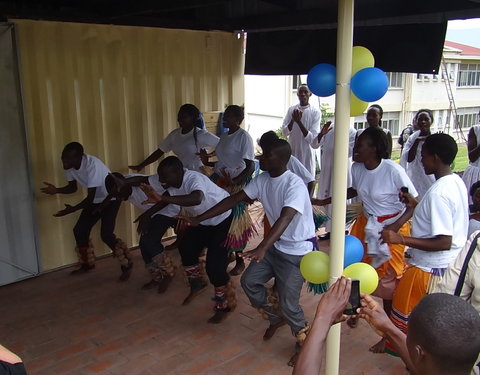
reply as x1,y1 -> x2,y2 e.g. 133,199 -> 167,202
214,128 -> 254,179
287,155 -> 315,186
65,154 -> 110,203
159,127 -> 219,171
124,174 -> 180,218
408,174 -> 469,270
243,170 -> 315,256
167,169 -> 231,226
351,159 -> 418,217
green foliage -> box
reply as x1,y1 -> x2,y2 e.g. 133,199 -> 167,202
320,103 -> 334,124
453,143 -> 468,172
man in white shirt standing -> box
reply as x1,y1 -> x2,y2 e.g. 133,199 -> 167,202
41,142 -> 133,280
183,139 -> 316,366
282,85 -> 321,177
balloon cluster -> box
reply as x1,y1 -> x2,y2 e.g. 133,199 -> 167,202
306,46 -> 389,117
300,234 -> 379,294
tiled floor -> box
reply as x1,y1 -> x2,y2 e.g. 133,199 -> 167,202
1,205 -> 407,375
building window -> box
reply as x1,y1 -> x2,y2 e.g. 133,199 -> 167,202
386,72 -> 404,88
293,75 -> 303,90
353,121 -> 367,131
353,112 -> 401,136
381,112 -> 401,136
457,107 -> 480,129
457,64 -> 480,87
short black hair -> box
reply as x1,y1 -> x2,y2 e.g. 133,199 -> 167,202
224,105 -> 245,122
415,108 -> 434,124
157,155 -> 184,174
423,133 -> 457,165
269,138 -> 291,164
409,293 -> 480,373
62,142 -> 84,157
105,172 -> 125,194
359,127 -> 389,160
470,180 -> 480,198
259,131 -> 279,150
368,104 -> 383,117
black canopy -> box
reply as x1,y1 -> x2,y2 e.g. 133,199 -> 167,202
1,0 -> 479,74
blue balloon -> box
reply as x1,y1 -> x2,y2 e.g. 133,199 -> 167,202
307,63 -> 336,97
350,67 -> 389,102
344,235 -> 364,268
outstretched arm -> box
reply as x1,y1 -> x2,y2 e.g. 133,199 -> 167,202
41,180 -> 77,195
129,149 -> 164,172
293,277 -> 352,375
311,187 -> 358,206
358,293 -> 415,372
232,159 -> 255,185
54,187 -> 96,217
242,206 -> 296,262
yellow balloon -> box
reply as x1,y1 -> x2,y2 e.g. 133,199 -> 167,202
350,92 -> 368,117
352,46 -> 375,75
300,251 -> 330,284
343,262 -> 379,294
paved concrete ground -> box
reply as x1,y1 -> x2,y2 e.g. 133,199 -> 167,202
1,204 -> 407,375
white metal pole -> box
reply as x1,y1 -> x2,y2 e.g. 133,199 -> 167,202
325,0 -> 354,374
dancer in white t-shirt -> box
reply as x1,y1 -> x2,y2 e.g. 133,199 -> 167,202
141,156 -> 236,324
381,133 -> 469,356
41,142 -> 133,280
282,85 -> 321,176
103,173 -> 180,293
200,105 -> 256,275
183,139 -> 316,366
129,104 -> 218,173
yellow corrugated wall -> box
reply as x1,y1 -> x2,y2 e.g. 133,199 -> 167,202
13,19 -> 245,271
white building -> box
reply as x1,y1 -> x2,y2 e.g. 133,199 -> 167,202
245,41 -> 480,145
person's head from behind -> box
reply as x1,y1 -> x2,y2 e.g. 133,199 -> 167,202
470,181 -> 480,209
223,105 -> 244,130
178,104 -> 201,130
414,109 -> 433,136
259,138 -> 291,173
366,104 -> 383,127
105,173 -> 131,201
407,293 -> 480,375
296,84 -> 312,106
259,131 -> 279,153
353,127 -> 389,163
421,133 -> 457,175
61,142 -> 84,170
157,156 -> 184,189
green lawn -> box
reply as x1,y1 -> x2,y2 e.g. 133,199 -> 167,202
392,143 -> 468,173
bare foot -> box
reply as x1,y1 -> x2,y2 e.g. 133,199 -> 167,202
369,338 -> 386,353
347,316 -> 358,328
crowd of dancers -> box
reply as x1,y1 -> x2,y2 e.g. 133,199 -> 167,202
38,86 -> 480,373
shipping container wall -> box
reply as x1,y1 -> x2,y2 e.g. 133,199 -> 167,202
13,19 -> 245,271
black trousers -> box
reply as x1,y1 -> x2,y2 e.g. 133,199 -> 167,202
73,200 -> 121,249
179,214 -> 232,287
139,214 -> 176,264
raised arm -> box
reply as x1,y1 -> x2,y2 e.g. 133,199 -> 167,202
232,159 -> 255,185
